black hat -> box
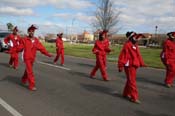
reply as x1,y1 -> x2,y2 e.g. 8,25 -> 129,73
28,25 -> 38,32
167,32 -> 175,38
57,33 -> 63,37
13,26 -> 18,32
126,31 -> 136,38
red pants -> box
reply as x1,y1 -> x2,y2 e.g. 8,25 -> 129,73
90,55 -> 108,80
165,60 -> 175,85
54,49 -> 64,65
103,54 -> 107,68
21,60 -> 35,90
123,66 -> 138,101
9,52 -> 18,68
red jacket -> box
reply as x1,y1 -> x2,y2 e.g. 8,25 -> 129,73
161,38 -> 175,65
93,40 -> 111,55
56,37 -> 64,49
92,40 -> 106,56
118,41 -> 145,68
17,36 -> 51,61
103,38 -> 111,54
104,38 -> 109,47
4,34 -> 21,51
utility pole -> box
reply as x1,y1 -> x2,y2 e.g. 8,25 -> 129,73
155,25 -> 158,45
65,25 -> 68,40
71,18 -> 76,43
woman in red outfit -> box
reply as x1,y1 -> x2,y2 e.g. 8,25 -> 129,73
90,31 -> 111,81
160,32 -> 175,88
53,33 -> 64,66
118,31 -> 146,104
4,26 -> 21,69
17,25 -> 53,91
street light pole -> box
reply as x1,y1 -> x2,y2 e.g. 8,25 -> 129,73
155,25 -> 158,44
71,18 -> 76,43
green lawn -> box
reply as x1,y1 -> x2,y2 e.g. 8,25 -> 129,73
43,42 -> 165,69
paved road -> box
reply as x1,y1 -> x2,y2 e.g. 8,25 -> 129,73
0,52 -> 174,116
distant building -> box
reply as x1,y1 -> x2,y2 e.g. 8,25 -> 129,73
83,30 -> 94,42
110,34 -> 126,44
93,29 -> 101,40
77,30 -> 94,43
45,33 -> 56,43
110,33 -> 166,47
139,33 -> 152,46
110,33 -> 152,45
44,33 -> 70,43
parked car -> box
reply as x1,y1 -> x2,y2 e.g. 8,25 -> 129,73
0,31 -> 11,52
45,38 -> 56,43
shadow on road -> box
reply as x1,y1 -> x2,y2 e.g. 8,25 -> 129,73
76,63 -> 94,68
79,83 -> 127,100
135,110 -> 171,116
159,94 -> 175,101
40,60 -> 54,64
0,62 -> 10,68
0,75 -> 27,89
68,71 -> 90,78
68,71 -> 112,82
137,77 -> 164,87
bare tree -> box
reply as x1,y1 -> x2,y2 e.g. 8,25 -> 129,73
92,0 -> 120,34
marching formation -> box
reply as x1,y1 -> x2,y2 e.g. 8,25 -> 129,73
2,25 -> 175,104
5,25 -> 53,91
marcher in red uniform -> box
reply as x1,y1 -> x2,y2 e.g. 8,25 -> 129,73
17,25 -> 52,91
160,32 -> 175,88
103,29 -> 110,68
118,31 -> 146,104
53,33 -> 64,66
4,26 -> 21,69
90,31 -> 111,81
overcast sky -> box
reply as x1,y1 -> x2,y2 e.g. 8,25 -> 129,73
0,0 -> 175,35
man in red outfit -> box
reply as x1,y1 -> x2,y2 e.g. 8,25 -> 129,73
90,31 -> 111,81
160,32 -> 175,88
118,31 -> 146,104
53,33 -> 64,66
4,26 -> 21,69
17,25 -> 52,91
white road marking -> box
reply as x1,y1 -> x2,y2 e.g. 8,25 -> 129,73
37,61 -> 71,71
0,97 -> 23,116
